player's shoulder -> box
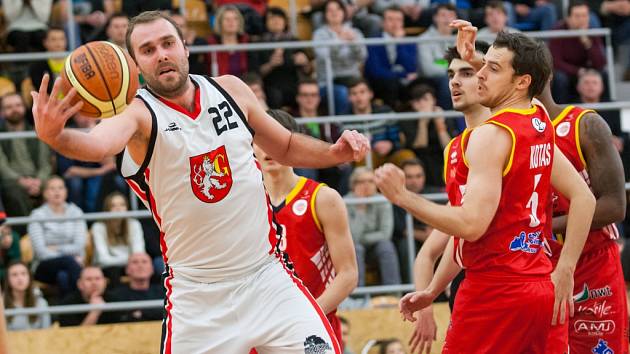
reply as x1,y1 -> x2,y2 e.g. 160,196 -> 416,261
314,185 -> 345,211
211,74 -> 247,91
579,110 -> 613,142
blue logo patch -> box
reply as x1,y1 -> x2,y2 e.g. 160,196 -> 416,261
592,338 -> 614,354
509,231 -> 542,253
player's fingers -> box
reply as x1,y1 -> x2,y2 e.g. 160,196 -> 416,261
559,298 -> 567,325
62,101 -> 84,121
569,298 -> 575,318
31,92 -> 39,112
49,77 -> 61,106
551,298 -> 559,326
426,339 -> 433,354
38,74 -> 50,106
409,328 -> 419,346
59,87 -> 78,108
417,339 -> 425,354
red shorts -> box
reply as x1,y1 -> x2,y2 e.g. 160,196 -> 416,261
568,242 -> 628,354
545,321 -> 569,354
327,313 -> 342,349
443,275 -> 554,353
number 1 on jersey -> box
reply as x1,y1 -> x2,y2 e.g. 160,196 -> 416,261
526,174 -> 542,227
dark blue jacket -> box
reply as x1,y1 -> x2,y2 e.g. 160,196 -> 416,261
365,33 -> 417,80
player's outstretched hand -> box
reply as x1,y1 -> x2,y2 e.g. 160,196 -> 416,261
330,130 -> 370,162
449,20 -> 477,63
409,306 -> 437,354
31,73 -> 83,145
550,264 -> 575,325
375,163 -> 407,204
399,290 -> 436,322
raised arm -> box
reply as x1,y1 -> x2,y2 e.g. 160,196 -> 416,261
375,124 -> 507,241
31,74 -> 148,163
314,186 -> 358,314
552,113 -> 625,232
549,147 -> 595,325
215,75 -> 370,167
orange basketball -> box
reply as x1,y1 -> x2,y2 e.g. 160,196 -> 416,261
60,41 -> 139,118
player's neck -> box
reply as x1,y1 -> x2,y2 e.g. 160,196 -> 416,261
264,169 -> 300,206
490,95 -> 531,114
463,104 -> 490,128
153,78 -> 194,108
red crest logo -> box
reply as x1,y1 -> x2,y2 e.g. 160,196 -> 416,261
189,145 -> 232,203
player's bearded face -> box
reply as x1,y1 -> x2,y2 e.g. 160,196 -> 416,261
148,54 -> 189,97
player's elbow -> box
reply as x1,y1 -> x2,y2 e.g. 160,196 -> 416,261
459,223 -> 487,242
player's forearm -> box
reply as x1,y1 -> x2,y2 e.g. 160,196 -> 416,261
396,191 -> 484,241
48,129 -> 109,162
413,230 -> 447,290
425,238 -> 461,297
281,132 -> 343,168
316,269 -> 357,314
557,192 -> 595,270
553,194 -> 625,233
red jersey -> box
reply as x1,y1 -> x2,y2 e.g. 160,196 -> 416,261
548,105 -> 620,262
451,105 -> 554,279
274,177 -> 334,299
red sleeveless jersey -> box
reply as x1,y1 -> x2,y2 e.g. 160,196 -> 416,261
274,177 -> 334,300
451,105 -> 554,279
548,105 -> 620,262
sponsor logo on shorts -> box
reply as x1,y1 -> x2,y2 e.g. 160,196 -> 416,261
592,338 -> 614,354
304,335 -> 332,354
574,320 -> 615,336
574,284 -> 613,303
577,300 -> 613,318
509,231 -> 542,254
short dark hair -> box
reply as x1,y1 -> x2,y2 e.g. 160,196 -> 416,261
409,84 -> 436,101
568,0 -> 590,16
485,0 -> 507,14
492,31 -> 552,99
126,11 -> 184,60
347,77 -> 371,91
323,0 -> 347,23
444,40 -> 491,65
267,109 -> 302,133
401,158 -> 425,171
297,78 -> 319,89
383,5 -> 404,16
434,3 -> 457,15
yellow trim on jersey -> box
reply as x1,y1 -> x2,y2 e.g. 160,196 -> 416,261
461,128 -> 472,168
555,233 -> 564,245
285,176 -> 307,206
552,105 -> 575,126
490,105 -> 537,119
574,109 -> 595,168
483,121 -> 516,176
443,136 -> 457,184
310,183 -> 325,233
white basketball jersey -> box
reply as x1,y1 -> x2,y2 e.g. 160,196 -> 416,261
118,75 -> 277,282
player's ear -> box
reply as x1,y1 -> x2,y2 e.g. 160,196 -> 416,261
515,74 -> 532,96
183,39 -> 189,58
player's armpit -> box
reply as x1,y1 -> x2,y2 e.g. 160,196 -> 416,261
315,186 -> 358,314
579,113 -> 626,228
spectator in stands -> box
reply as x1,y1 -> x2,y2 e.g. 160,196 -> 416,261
243,73 -> 270,110
3,261 -> 51,331
372,0 -> 431,29
400,84 -> 453,187
293,79 -> 350,193
508,0 -> 557,31
57,115 -> 117,213
171,13 -> 209,76
256,7 -> 313,108
549,0 -> 606,103
207,6 -> 254,77
310,0 -> 382,37
91,192 -> 145,286
122,0 -> 171,18
346,167 -> 400,286
339,316 -> 355,354
110,253 -> 164,322
28,176 -> 86,297
379,338 -> 406,354
3,0 -> 51,53
56,0 -> 113,45
576,69 -> 625,153
58,266 -> 116,326
106,13 -> 129,49
600,0 -> 630,79
313,0 -> 367,115
0,225 -> 21,286
29,27 -> 67,94
392,159 -> 433,283
347,79 -> 415,167
416,4 -> 457,110
478,1 -> 520,36
0,93 -> 52,220
364,6 -> 418,108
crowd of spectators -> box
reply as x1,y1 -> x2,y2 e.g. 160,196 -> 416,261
0,0 -> 630,329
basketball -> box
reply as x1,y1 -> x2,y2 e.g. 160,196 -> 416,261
60,41 -> 139,118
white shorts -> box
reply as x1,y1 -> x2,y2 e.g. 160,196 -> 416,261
160,258 -> 341,354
